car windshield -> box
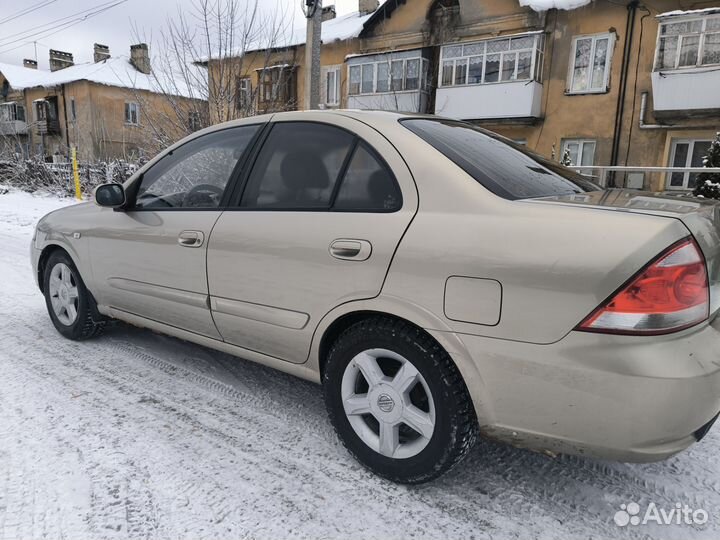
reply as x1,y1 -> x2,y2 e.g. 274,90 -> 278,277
401,118 -> 602,200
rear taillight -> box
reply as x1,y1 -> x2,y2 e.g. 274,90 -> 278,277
578,238 -> 709,335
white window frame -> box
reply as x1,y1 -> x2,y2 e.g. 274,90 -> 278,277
666,138 -> 713,190
347,56 -> 429,96
124,101 -> 139,125
566,33 -> 615,94
654,15 -> 720,71
438,33 -> 545,88
322,65 -> 342,106
561,139 -> 596,167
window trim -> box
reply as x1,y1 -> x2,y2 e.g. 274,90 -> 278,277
126,124 -> 267,212
666,138 -> 713,191
230,120 -> 403,213
561,138 -> 597,166
438,32 -> 545,88
566,32 -> 615,95
654,14 -> 720,71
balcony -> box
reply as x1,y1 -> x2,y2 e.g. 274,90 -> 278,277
347,91 -> 429,113
346,49 -> 431,113
651,70 -> 720,114
434,80 -> 543,120
652,11 -> 720,115
0,120 -> 28,135
434,32 -> 545,120
35,118 -> 61,136
0,102 -> 28,135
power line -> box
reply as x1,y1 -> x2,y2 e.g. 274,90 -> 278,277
0,0 -> 58,26
0,0 -> 128,49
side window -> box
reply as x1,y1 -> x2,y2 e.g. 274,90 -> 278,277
134,125 -> 259,209
240,122 -> 355,209
334,143 -> 401,211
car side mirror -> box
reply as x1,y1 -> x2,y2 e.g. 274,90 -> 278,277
94,183 -> 126,208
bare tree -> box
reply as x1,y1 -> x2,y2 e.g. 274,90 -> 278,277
129,0 -> 298,154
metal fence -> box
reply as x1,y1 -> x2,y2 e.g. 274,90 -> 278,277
568,166 -> 720,192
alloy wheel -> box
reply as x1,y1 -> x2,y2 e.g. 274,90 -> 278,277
48,262 -> 79,326
340,348 -> 436,459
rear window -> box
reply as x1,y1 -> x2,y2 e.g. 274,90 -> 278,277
401,118 -> 601,200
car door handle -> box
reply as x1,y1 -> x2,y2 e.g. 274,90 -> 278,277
329,239 -> 372,261
178,230 -> 204,248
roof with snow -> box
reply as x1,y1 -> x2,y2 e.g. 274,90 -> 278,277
200,9 -> 376,62
0,56 -> 200,99
657,7 -> 720,19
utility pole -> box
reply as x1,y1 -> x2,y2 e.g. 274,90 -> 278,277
303,0 -> 322,110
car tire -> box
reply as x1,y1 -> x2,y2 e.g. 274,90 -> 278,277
323,316 -> 478,484
43,250 -> 105,340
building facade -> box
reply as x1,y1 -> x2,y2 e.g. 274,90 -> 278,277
0,44 -> 206,162
207,0 -> 720,192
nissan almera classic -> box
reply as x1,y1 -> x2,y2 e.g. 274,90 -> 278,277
31,110 -> 720,483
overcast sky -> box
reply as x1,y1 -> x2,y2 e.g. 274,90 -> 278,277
0,0 -> 365,69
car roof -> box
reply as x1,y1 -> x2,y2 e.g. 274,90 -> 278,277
203,109 -> 440,133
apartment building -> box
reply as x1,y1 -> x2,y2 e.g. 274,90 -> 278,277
0,44 -> 206,162
206,0 -> 720,192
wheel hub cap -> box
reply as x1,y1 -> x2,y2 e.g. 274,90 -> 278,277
48,262 -> 79,326
369,385 -> 403,423
341,348 -> 436,459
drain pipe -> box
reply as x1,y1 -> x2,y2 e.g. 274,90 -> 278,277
638,92 -> 673,129
609,0 -> 639,178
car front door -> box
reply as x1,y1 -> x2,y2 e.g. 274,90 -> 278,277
88,124 -> 262,337
206,113 -> 418,363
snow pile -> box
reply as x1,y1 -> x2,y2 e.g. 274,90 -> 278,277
519,0 -> 592,11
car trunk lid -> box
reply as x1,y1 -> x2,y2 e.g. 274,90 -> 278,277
531,189 -> 720,316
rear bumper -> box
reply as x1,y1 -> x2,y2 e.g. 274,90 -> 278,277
450,315 -> 720,462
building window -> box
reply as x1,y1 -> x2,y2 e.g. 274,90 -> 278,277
439,33 -> 544,87
348,55 -> 430,96
322,65 -> 341,106
667,139 -> 712,190
561,139 -> 596,166
567,33 -> 614,94
236,77 -> 252,111
655,15 -> 720,70
258,67 -> 296,111
70,97 -> 76,122
125,102 -> 139,125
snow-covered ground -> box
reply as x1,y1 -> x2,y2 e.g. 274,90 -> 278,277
1,189 -> 720,540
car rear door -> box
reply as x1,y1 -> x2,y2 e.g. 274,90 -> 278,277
206,112 -> 418,363
88,124 -> 262,337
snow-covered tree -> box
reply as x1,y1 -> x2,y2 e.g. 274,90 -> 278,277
560,148 -> 573,167
693,132 -> 720,200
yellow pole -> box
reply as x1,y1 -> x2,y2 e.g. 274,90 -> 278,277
71,146 -> 82,200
